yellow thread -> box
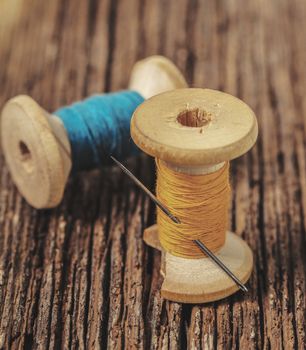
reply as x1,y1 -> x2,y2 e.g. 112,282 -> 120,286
156,160 -> 231,259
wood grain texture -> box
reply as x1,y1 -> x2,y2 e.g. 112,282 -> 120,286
0,0 -> 305,349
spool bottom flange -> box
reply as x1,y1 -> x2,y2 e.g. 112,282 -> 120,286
144,225 -> 253,303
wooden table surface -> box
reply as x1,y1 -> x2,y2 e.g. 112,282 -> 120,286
0,0 -> 305,349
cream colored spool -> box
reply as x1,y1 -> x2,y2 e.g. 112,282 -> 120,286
131,88 -> 258,303
0,56 -> 187,209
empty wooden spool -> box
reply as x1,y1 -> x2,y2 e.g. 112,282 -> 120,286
131,88 -> 258,303
0,56 -> 187,209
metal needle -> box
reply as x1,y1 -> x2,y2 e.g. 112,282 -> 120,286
110,156 -> 248,293
193,240 -> 248,292
110,156 -> 180,224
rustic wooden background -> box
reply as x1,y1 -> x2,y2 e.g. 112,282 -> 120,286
0,0 -> 305,349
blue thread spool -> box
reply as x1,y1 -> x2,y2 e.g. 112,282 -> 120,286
0,56 -> 187,208
55,91 -> 144,172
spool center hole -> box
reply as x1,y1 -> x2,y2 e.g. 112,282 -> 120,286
177,108 -> 212,127
19,141 -> 31,160
18,141 -> 34,173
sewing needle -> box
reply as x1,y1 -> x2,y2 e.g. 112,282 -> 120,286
193,240 -> 248,292
110,156 -> 180,224
110,156 -> 248,293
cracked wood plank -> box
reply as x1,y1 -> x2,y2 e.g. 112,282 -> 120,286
0,0 -> 305,349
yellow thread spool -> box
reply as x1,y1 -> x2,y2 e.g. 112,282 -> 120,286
156,159 -> 230,259
131,88 -> 258,303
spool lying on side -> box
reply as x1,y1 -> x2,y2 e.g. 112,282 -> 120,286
131,88 -> 258,303
0,56 -> 187,209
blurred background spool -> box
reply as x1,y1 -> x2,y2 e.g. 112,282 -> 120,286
0,56 -> 187,209
131,88 -> 258,303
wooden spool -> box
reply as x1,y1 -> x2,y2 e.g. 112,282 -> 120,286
131,88 -> 258,303
0,56 -> 187,209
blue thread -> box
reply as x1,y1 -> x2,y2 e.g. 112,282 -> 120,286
55,90 -> 144,172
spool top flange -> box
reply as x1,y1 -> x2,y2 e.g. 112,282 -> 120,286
131,88 -> 258,166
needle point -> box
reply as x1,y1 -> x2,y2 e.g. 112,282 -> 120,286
240,285 -> 248,293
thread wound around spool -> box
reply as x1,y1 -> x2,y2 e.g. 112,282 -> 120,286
156,159 -> 230,259
54,91 -> 144,172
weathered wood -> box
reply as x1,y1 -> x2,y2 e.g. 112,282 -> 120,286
0,0 -> 305,349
